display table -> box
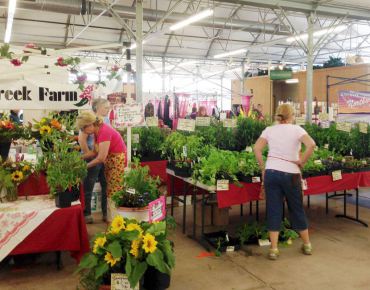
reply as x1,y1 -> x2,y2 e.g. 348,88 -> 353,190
141,160 -> 168,183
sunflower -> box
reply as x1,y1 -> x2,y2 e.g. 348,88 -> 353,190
39,125 -> 52,135
93,236 -> 107,254
130,239 -> 141,258
110,215 -> 125,234
104,252 -> 120,267
11,170 -> 24,182
126,223 -> 143,237
142,233 -> 158,254
22,165 -> 30,172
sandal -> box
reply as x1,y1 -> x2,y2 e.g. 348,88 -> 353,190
301,243 -> 312,255
268,248 -> 280,260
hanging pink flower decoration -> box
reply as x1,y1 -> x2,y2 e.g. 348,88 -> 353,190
10,59 -> 22,66
56,57 -> 67,67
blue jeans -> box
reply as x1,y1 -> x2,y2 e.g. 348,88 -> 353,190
264,169 -> 308,232
83,162 -> 107,217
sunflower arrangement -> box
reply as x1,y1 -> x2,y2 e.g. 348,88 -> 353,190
0,118 -> 27,141
77,216 -> 175,290
33,117 -> 64,137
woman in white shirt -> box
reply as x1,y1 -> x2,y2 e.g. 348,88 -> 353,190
254,104 -> 316,260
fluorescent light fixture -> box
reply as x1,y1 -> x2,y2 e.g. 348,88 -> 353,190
130,40 -> 147,50
286,25 -> 347,43
214,49 -> 247,59
4,0 -> 17,43
170,9 -> 213,31
285,78 -> 299,84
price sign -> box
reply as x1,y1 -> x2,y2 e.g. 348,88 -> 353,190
132,134 -> 139,144
295,117 -> 306,126
359,122 -> 368,134
148,196 -> 166,222
336,122 -> 352,132
245,146 -> 253,153
332,170 -> 342,181
226,246 -> 235,252
146,116 -> 158,127
252,176 -> 261,183
220,112 -> 227,120
196,117 -> 211,127
319,112 -> 329,121
126,188 -> 136,195
113,103 -> 144,128
111,274 -> 139,290
223,119 -> 237,128
182,145 -> 187,157
314,160 -> 322,165
177,119 -> 195,132
324,144 -> 329,149
217,179 -> 229,191
320,121 -> 330,129
301,179 -> 308,190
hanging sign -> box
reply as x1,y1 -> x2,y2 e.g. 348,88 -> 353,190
223,119 -> 237,128
0,79 -> 91,110
336,122 -> 352,132
338,90 -> 370,114
177,119 -> 195,132
113,103 -> 144,128
111,274 -> 139,290
196,117 -> 211,126
217,180 -> 229,191
270,70 -> 293,80
359,122 -> 368,134
146,116 -> 158,127
295,117 -> 306,126
148,196 -> 166,222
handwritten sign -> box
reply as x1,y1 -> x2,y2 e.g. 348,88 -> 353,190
148,196 -> 166,222
177,119 -> 195,132
111,274 -> 139,290
220,112 -> 227,120
332,170 -> 343,181
196,117 -> 211,126
336,122 -> 352,132
114,103 -> 144,127
319,112 -> 329,121
223,119 -> 237,128
217,180 -> 229,191
320,121 -> 330,128
359,122 -> 368,134
146,116 -> 158,127
314,160 -> 322,165
295,117 -> 306,126
132,134 -> 139,144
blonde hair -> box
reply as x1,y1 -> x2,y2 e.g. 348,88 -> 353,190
76,111 -> 103,130
275,104 -> 294,123
92,98 -> 109,113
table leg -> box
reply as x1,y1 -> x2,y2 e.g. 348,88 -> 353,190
240,204 -> 243,216
201,190 -> 205,237
335,189 -> 368,227
249,202 -> 253,215
307,195 -> 310,208
326,193 -> 329,214
182,183 -> 188,234
192,188 -> 196,238
170,175 -> 174,216
56,251 -> 63,270
256,200 -> 259,221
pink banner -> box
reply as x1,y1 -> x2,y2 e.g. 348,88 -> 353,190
338,90 -> 370,114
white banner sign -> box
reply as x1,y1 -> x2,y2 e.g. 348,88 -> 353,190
113,103 -> 144,127
0,79 -> 91,110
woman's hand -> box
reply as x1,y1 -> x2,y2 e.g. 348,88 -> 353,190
293,159 -> 303,169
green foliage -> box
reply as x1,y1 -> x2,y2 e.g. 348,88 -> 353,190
132,127 -> 167,159
323,56 -> 345,68
237,151 -> 261,177
237,222 -> 269,245
0,167 -> 16,202
235,117 -> 269,151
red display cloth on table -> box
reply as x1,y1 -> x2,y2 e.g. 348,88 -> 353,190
10,205 -> 90,263
304,173 -> 361,196
217,182 -> 261,208
359,171 -> 370,187
141,160 -> 168,183
18,172 -> 49,196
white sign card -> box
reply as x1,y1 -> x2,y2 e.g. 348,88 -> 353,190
132,134 -> 139,144
252,176 -> 261,183
295,117 -> 306,126
223,119 -> 237,128
245,146 -> 253,153
220,112 -> 227,120
114,103 -> 144,127
359,122 -> 368,134
111,274 -> 139,290
217,179 -> 229,191
332,170 -> 343,181
319,112 -> 329,121
320,121 -> 330,128
336,122 -> 352,132
146,116 -> 159,127
195,117 -> 211,126
177,119 -> 195,132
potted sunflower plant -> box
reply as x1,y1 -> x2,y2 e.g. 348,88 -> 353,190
76,216 -> 175,290
0,117 -> 28,161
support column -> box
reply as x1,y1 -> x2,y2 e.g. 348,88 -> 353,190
241,61 -> 245,95
135,0 -> 143,103
220,76 -> 223,111
162,57 -> 165,94
306,13 -> 314,123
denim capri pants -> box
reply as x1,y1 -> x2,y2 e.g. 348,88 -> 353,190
264,169 -> 308,232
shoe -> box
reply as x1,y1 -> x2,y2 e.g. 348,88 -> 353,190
85,215 -> 93,224
268,248 -> 280,260
302,243 -> 312,255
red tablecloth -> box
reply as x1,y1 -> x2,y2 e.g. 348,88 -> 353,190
359,171 -> 370,187
18,172 -> 49,196
217,182 -> 261,208
141,160 -> 168,183
10,204 -> 90,262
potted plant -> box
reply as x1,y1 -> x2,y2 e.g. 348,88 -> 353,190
237,151 -> 262,183
0,118 -> 27,161
76,216 -> 175,290
39,133 -> 87,208
132,127 -> 168,162
111,160 -> 161,221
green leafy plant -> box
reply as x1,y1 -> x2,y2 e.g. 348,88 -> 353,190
132,127 -> 167,160
280,218 -> 299,245
323,56 -> 345,68
237,151 -> 262,177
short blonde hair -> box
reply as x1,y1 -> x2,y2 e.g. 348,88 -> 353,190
275,104 -> 294,122
76,111 -> 102,130
92,98 -> 110,113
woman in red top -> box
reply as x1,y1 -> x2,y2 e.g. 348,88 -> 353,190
76,111 -> 126,197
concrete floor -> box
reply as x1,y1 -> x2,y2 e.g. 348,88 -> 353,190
1,190 -> 370,290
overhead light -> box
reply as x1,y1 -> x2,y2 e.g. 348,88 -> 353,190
214,49 -> 247,59
130,40 -> 147,50
4,0 -> 17,43
170,9 -> 213,31
286,78 -> 299,84
286,25 -> 347,43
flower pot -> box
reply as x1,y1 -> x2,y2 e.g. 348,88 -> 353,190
140,154 -> 163,162
116,206 -> 149,222
99,285 -> 111,290
237,173 -> 252,183
173,166 -> 192,178
55,190 -> 74,208
0,141 -> 11,161
143,266 -> 171,290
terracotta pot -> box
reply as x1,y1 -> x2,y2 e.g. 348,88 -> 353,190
116,206 -> 149,222
99,285 -> 110,290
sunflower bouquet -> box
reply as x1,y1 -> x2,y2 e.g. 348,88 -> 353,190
0,118 -> 26,141
33,117 -> 65,137
77,216 -> 175,290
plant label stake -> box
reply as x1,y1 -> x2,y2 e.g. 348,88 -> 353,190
132,134 -> 139,144
145,116 -> 159,127
127,188 -> 136,195
217,180 -> 229,191
332,170 -> 342,181
111,273 -> 139,290
183,146 -> 187,158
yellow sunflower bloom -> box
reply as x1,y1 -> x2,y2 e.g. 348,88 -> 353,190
126,223 -> 143,237
110,215 -> 125,234
40,125 -> 52,135
93,236 -> 107,254
11,171 -> 24,182
142,233 -> 158,254
130,239 -> 141,258
22,165 -> 30,172
104,252 -> 120,267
